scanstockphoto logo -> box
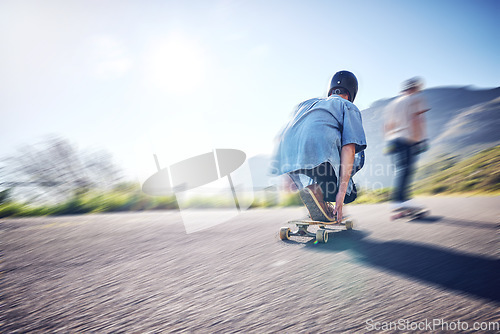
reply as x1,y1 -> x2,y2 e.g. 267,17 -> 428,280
365,318 -> 500,332
142,149 -> 254,233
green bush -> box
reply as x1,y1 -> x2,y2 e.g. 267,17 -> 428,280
0,189 -> 11,205
430,185 -> 448,194
355,188 -> 391,204
0,202 -> 25,218
152,196 -> 178,210
0,185 -> 180,218
0,202 -> 51,218
280,192 -> 302,206
250,198 -> 277,208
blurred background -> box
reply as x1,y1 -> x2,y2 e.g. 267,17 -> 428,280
1,0 -> 499,216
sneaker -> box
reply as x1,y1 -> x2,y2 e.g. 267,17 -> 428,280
299,185 -> 336,222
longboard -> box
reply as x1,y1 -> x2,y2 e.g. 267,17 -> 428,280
279,218 -> 354,243
390,208 -> 429,221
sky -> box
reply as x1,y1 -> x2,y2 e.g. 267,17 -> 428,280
1,0 -> 499,182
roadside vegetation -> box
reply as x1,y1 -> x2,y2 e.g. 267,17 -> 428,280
414,145 -> 500,195
1,145 -> 498,219
0,183 -> 178,218
355,188 -> 392,204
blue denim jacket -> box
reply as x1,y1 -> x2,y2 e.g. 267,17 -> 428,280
270,95 -> 367,193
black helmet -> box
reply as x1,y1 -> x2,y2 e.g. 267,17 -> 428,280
328,70 -> 358,102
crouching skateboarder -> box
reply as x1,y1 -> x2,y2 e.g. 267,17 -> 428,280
271,71 -> 367,223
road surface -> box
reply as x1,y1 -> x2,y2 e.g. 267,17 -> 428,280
1,196 -> 499,333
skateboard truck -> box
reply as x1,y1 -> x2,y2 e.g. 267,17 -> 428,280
280,218 -> 354,243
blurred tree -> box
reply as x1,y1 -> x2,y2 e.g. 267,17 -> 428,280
1,137 -> 122,203
0,189 -> 11,204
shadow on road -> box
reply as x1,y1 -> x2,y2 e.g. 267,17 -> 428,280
407,216 -> 499,230
304,230 -> 500,303
405,215 -> 443,224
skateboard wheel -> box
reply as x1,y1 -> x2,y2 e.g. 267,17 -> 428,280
279,227 -> 290,241
316,229 -> 328,243
345,220 -> 354,230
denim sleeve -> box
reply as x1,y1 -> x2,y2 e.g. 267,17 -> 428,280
341,103 -> 367,153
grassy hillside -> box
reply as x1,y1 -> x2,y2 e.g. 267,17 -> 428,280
357,87 -> 500,188
414,145 -> 500,195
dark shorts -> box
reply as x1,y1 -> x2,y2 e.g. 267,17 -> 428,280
293,162 -> 357,204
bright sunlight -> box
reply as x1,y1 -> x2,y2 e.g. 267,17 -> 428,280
145,32 -> 207,95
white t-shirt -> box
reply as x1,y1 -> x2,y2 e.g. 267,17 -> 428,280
384,92 -> 430,143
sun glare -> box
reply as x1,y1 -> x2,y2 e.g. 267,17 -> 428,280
145,33 -> 206,95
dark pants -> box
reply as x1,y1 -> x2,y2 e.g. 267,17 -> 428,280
390,139 -> 417,202
294,162 -> 357,204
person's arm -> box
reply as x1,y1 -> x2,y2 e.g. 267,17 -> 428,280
383,103 -> 395,138
411,113 -> 425,142
333,143 -> 355,222
416,96 -> 431,115
411,96 -> 430,141
384,120 -> 395,138
416,108 -> 430,115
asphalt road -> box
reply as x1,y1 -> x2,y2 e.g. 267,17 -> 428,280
1,196 -> 499,333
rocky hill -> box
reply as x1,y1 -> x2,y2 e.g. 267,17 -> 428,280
355,86 -> 500,189
249,86 -> 500,191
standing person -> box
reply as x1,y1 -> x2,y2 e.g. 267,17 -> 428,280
384,77 -> 431,211
270,71 -> 367,222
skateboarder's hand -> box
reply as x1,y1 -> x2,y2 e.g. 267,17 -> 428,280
333,192 -> 345,222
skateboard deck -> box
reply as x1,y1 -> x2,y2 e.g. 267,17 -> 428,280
279,217 -> 354,243
390,208 -> 429,221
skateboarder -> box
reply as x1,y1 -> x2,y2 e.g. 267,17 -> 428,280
270,71 -> 367,222
384,77 -> 430,211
